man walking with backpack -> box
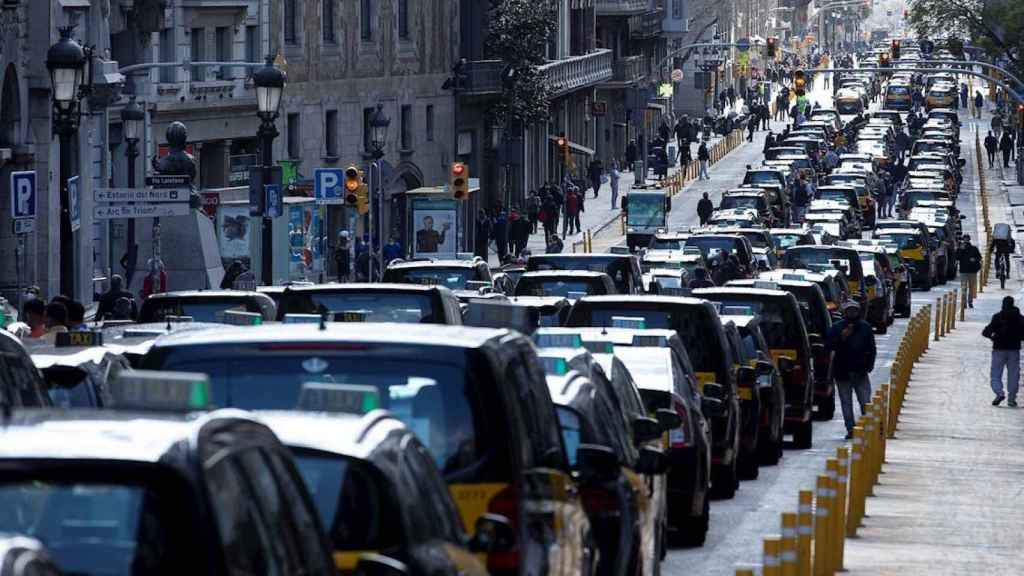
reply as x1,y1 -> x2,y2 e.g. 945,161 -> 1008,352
982,296 -> 1024,406
958,235 -> 983,308
826,301 -> 877,438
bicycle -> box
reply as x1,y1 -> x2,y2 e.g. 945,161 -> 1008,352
996,251 -> 1011,289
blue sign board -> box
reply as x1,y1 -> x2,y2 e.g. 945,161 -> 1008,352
314,168 -> 345,204
68,176 -> 81,232
10,171 -> 36,220
266,184 -> 283,218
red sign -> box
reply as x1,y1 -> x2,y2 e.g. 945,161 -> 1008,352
158,144 -> 196,158
201,192 -> 219,220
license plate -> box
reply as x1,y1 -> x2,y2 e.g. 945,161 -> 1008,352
737,387 -> 754,400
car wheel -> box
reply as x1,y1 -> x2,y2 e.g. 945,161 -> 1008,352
793,416 -> 813,449
758,428 -> 782,465
710,459 -> 738,499
739,451 -> 760,480
673,497 -> 710,547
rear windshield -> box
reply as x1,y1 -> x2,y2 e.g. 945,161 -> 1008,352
783,249 -> 862,279
384,267 -> 477,290
743,172 -> 783,187
648,238 -> 685,250
877,232 -> 922,249
528,257 -> 632,293
886,85 -> 910,95
773,234 -> 810,249
514,277 -> 609,298
685,237 -> 743,262
701,296 -> 806,353
282,292 -> 438,323
0,475 -> 194,575
139,299 -> 259,323
721,197 -> 765,211
835,99 -> 862,114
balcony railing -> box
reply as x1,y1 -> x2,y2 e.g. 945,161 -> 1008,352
596,0 -> 651,16
605,54 -> 648,85
630,8 -> 664,39
462,50 -> 614,98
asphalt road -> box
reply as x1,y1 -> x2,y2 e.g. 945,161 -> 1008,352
590,74 -> 984,574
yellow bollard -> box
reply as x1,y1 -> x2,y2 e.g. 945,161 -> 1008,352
879,385 -> 890,459
934,297 -> 942,341
887,364 -> 899,437
781,513 -> 799,576
735,568 -> 756,576
764,537 -> 783,576
847,426 -> 866,535
835,448 -> 850,571
862,410 -> 876,495
825,458 -> 841,573
812,475 -> 833,576
798,490 -> 814,576
961,282 -> 967,321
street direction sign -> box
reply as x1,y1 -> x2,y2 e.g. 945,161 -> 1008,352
95,188 -> 189,202
68,176 -> 81,232
13,219 -> 34,235
736,37 -> 751,52
94,203 -> 191,220
146,174 -> 191,188
10,171 -> 36,220
314,168 -> 346,205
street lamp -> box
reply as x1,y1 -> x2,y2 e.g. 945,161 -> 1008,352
47,26 -> 88,299
253,55 -> 286,286
120,95 -> 145,285
367,103 -> 390,281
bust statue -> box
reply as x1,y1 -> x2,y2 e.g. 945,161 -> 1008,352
151,121 -> 197,181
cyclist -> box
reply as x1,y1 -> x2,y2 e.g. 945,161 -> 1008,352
990,227 -> 1016,289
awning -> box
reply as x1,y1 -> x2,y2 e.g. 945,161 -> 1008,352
548,136 -> 595,157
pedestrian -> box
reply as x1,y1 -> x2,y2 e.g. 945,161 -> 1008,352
526,190 -> 540,235
675,116 -> 690,152
383,236 -> 402,263
992,113 -> 1004,142
876,175 -> 890,220
689,267 -> 716,289
97,274 -> 136,321
974,91 -> 984,118
697,141 -> 710,180
985,131 -> 999,168
140,258 -> 167,301
958,235 -> 983,308
679,140 -> 692,174
1000,131 -> 1015,168
335,231 -> 352,282
959,84 -> 968,109
493,211 -> 509,262
625,140 -> 638,171
760,102 -> 770,130
982,296 -> 1024,406
44,301 -> 69,338
697,192 -> 714,226
825,300 -> 877,438
21,299 -> 47,338
588,158 -> 604,199
509,210 -> 528,256
563,187 -> 581,237
746,115 -> 756,142
609,160 -> 622,210
65,300 -> 86,331
474,209 -> 491,260
727,86 -> 736,108
221,260 -> 246,289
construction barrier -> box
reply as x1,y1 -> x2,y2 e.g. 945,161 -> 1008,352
740,303 -> 939,574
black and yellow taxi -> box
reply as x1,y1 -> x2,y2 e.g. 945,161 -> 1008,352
260,409 -> 501,576
717,315 -> 769,480
0,329 -> 51,409
271,283 -> 465,324
382,258 -> 497,292
768,228 -> 817,261
535,346 -> 666,576
140,323 -> 596,576
514,271 -> 618,300
841,239 -> 913,317
566,297 -> 742,499
0,534 -> 64,576
526,254 -> 645,295
874,221 -> 938,290
535,328 -> 715,546
782,245 -> 867,307
0,372 -> 338,576
693,287 -> 816,449
25,331 -> 133,408
137,290 -> 277,323
838,242 -> 898,332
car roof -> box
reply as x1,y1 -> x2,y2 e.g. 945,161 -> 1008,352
387,259 -> 481,270
575,294 -> 710,307
281,282 -> 449,294
693,287 -> 795,300
146,322 -> 510,351
519,270 -> 612,279
144,290 -> 267,300
258,410 -> 407,460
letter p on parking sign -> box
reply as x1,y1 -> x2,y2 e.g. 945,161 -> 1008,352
10,171 -> 36,220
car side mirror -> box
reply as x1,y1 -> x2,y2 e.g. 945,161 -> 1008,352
633,416 -> 664,444
755,359 -> 775,376
655,408 -> 682,431
355,554 -> 410,576
777,356 -> 795,372
470,514 -> 517,554
577,444 -> 621,480
635,446 -> 670,475
702,381 -> 725,399
701,395 -> 725,417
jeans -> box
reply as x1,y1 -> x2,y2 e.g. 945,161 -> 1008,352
962,272 -> 977,306
836,373 -> 872,433
699,160 -> 709,180
610,185 -> 619,210
987,150 -> 996,168
990,349 -> 1020,400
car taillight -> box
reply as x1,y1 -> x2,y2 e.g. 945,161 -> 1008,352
788,364 -> 807,389
671,398 -> 692,448
581,486 -> 622,517
487,486 -> 520,574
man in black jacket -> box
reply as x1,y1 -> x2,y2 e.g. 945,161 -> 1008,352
957,235 -> 983,308
984,131 -> 999,168
1000,132 -> 1015,168
826,301 -> 877,438
697,192 -> 714,225
982,296 -> 1024,406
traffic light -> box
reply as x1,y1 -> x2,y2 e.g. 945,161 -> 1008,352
451,162 -> 470,200
766,37 -> 777,60
794,70 -> 806,96
344,165 -> 361,206
356,183 -> 369,215
891,39 -> 901,60
1018,104 -> 1024,134
557,135 -> 570,166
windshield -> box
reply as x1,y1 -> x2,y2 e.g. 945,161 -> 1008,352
817,189 -> 853,203
721,197 -> 764,211
514,277 -> 607,298
528,257 -> 632,293
288,292 -> 437,323
685,237 -> 742,261
886,85 -> 910,96
649,238 -> 685,250
773,234 -> 809,249
783,249 -> 861,279
626,195 -> 666,228
650,274 -> 684,289
387,268 -> 476,290
0,478 -> 192,575
835,99 -> 862,114
154,352 -> 480,475
141,300 -> 256,323
744,172 -> 782,187
877,233 -> 921,249
702,297 -> 805,352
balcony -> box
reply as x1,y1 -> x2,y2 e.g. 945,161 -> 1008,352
601,55 -> 648,87
462,50 -> 613,99
596,0 -> 651,17
630,8 -> 664,39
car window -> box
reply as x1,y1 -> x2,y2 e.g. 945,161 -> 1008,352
556,406 -> 584,467
205,452 -> 282,576
261,448 -> 333,575
404,439 -> 463,542
508,344 -> 568,470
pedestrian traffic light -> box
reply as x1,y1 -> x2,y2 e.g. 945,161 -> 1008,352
557,136 -> 570,166
451,162 -> 470,200
891,39 -> 901,60
794,70 -> 806,96
356,183 -> 369,215
344,165 -> 361,206
766,37 -> 777,60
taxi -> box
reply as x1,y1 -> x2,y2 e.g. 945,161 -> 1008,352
804,211 -> 850,242
782,245 -> 867,307
137,290 -> 277,323
25,330 -> 132,408
0,329 -> 51,408
707,208 -> 763,229
140,323 -> 596,576
0,535 -> 64,576
271,283 -> 464,324
769,228 -> 817,260
719,190 -> 775,226
513,271 -> 617,300
837,243 -> 896,333
527,254 -> 645,295
693,287 -> 816,449
261,410 -> 499,576
566,296 -> 742,499
874,223 -> 938,290
640,252 -> 705,290
925,83 -> 957,110
0,374 -> 337,576
842,239 -> 913,317
382,258 -> 497,293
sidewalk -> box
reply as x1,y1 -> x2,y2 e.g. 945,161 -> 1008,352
841,109 -> 1024,575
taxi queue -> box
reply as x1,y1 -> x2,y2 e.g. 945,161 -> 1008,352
0,44 -> 971,576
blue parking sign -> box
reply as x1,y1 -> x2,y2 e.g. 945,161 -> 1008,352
10,171 -> 36,220
68,176 -> 81,232
314,168 -> 345,204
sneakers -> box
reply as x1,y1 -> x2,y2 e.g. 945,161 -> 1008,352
845,431 -> 854,440
1010,399 -> 1018,408
993,395 -> 1005,406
